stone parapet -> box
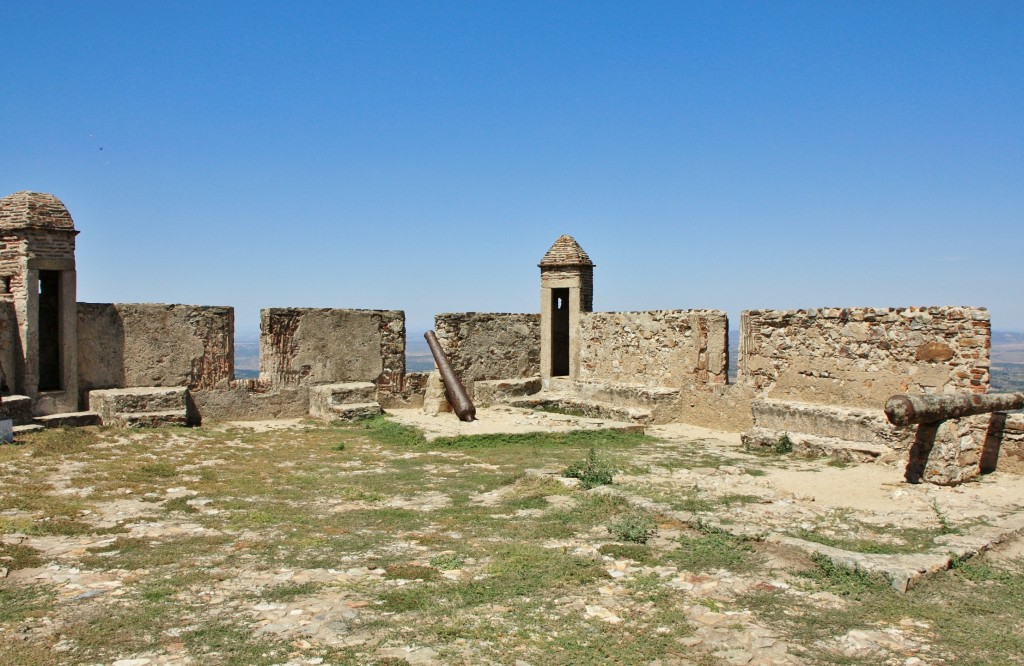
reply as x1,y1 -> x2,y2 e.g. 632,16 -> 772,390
578,310 -> 728,389
433,312 -> 541,392
739,306 -> 990,408
260,308 -> 404,387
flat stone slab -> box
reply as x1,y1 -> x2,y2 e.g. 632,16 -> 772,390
34,411 -> 101,428
386,405 -> 644,441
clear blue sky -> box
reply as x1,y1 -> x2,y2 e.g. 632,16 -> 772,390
3,1 -> 1022,335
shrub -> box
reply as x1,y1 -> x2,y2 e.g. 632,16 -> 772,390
608,510 -> 658,544
563,447 -> 614,489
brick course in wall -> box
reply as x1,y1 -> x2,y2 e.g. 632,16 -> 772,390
738,306 -> 990,408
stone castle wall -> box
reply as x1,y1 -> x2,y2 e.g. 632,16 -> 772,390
78,303 -> 234,403
434,313 -> 541,392
259,308 -> 404,386
738,306 -> 990,408
578,310 -> 729,388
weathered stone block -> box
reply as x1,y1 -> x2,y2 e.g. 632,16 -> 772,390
88,386 -> 190,428
309,382 -> 379,420
474,377 -> 542,405
260,308 -> 404,386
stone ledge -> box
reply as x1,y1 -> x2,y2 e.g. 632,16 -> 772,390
34,411 -> 101,428
741,426 -> 892,462
108,410 -> 189,428
750,399 -> 908,448
473,377 -> 542,405
328,403 -> 382,421
507,393 -> 654,425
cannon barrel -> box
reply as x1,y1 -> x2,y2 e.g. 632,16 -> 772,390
884,392 -> 1024,426
424,331 -> 476,422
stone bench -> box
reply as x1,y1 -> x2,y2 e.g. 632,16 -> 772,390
741,399 -> 908,462
309,382 -> 382,421
88,387 -> 192,428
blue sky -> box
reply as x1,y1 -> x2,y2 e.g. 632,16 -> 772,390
3,1 -> 1022,335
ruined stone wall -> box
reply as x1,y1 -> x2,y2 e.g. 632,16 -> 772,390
78,303 -> 233,402
738,307 -> 990,408
434,313 -> 541,392
578,310 -> 729,388
260,308 -> 404,386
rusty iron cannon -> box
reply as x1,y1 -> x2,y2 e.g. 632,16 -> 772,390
424,330 -> 476,422
884,392 -> 1024,427
884,391 -> 1023,484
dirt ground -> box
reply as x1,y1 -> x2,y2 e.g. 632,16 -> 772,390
1,411 -> 1022,666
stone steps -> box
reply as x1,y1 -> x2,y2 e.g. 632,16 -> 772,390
310,383 -> 382,421
34,411 -> 102,428
13,424 -> 44,435
88,387 -> 191,428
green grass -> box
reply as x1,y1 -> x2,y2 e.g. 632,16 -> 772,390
0,585 -> 54,623
380,544 -> 610,612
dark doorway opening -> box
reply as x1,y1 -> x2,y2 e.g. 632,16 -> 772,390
551,288 -> 570,377
38,270 -> 61,391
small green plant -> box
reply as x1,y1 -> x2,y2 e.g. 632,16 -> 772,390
429,553 -> 466,570
800,552 -> 890,598
774,433 -> 794,454
608,510 -> 658,544
599,543 -> 654,563
563,447 -> 614,489
933,500 -> 958,535
162,497 -> 198,513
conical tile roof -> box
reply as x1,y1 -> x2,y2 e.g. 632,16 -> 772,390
539,234 -> 593,267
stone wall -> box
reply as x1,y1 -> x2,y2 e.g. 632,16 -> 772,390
578,310 -> 728,388
190,380 -> 310,421
78,303 -> 234,402
260,308 -> 405,386
433,313 -> 541,392
0,300 -> 18,392
738,307 -> 990,408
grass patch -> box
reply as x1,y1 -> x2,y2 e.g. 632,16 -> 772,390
599,543 -> 654,563
0,542 -> 44,569
0,585 -> 54,623
258,581 -> 326,602
163,496 -> 198,513
798,552 -> 891,598
666,526 -> 756,572
385,563 -> 442,581
18,427 -> 98,456
429,553 -> 466,570
380,544 -> 609,612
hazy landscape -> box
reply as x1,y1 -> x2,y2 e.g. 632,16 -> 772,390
233,330 -> 1024,391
